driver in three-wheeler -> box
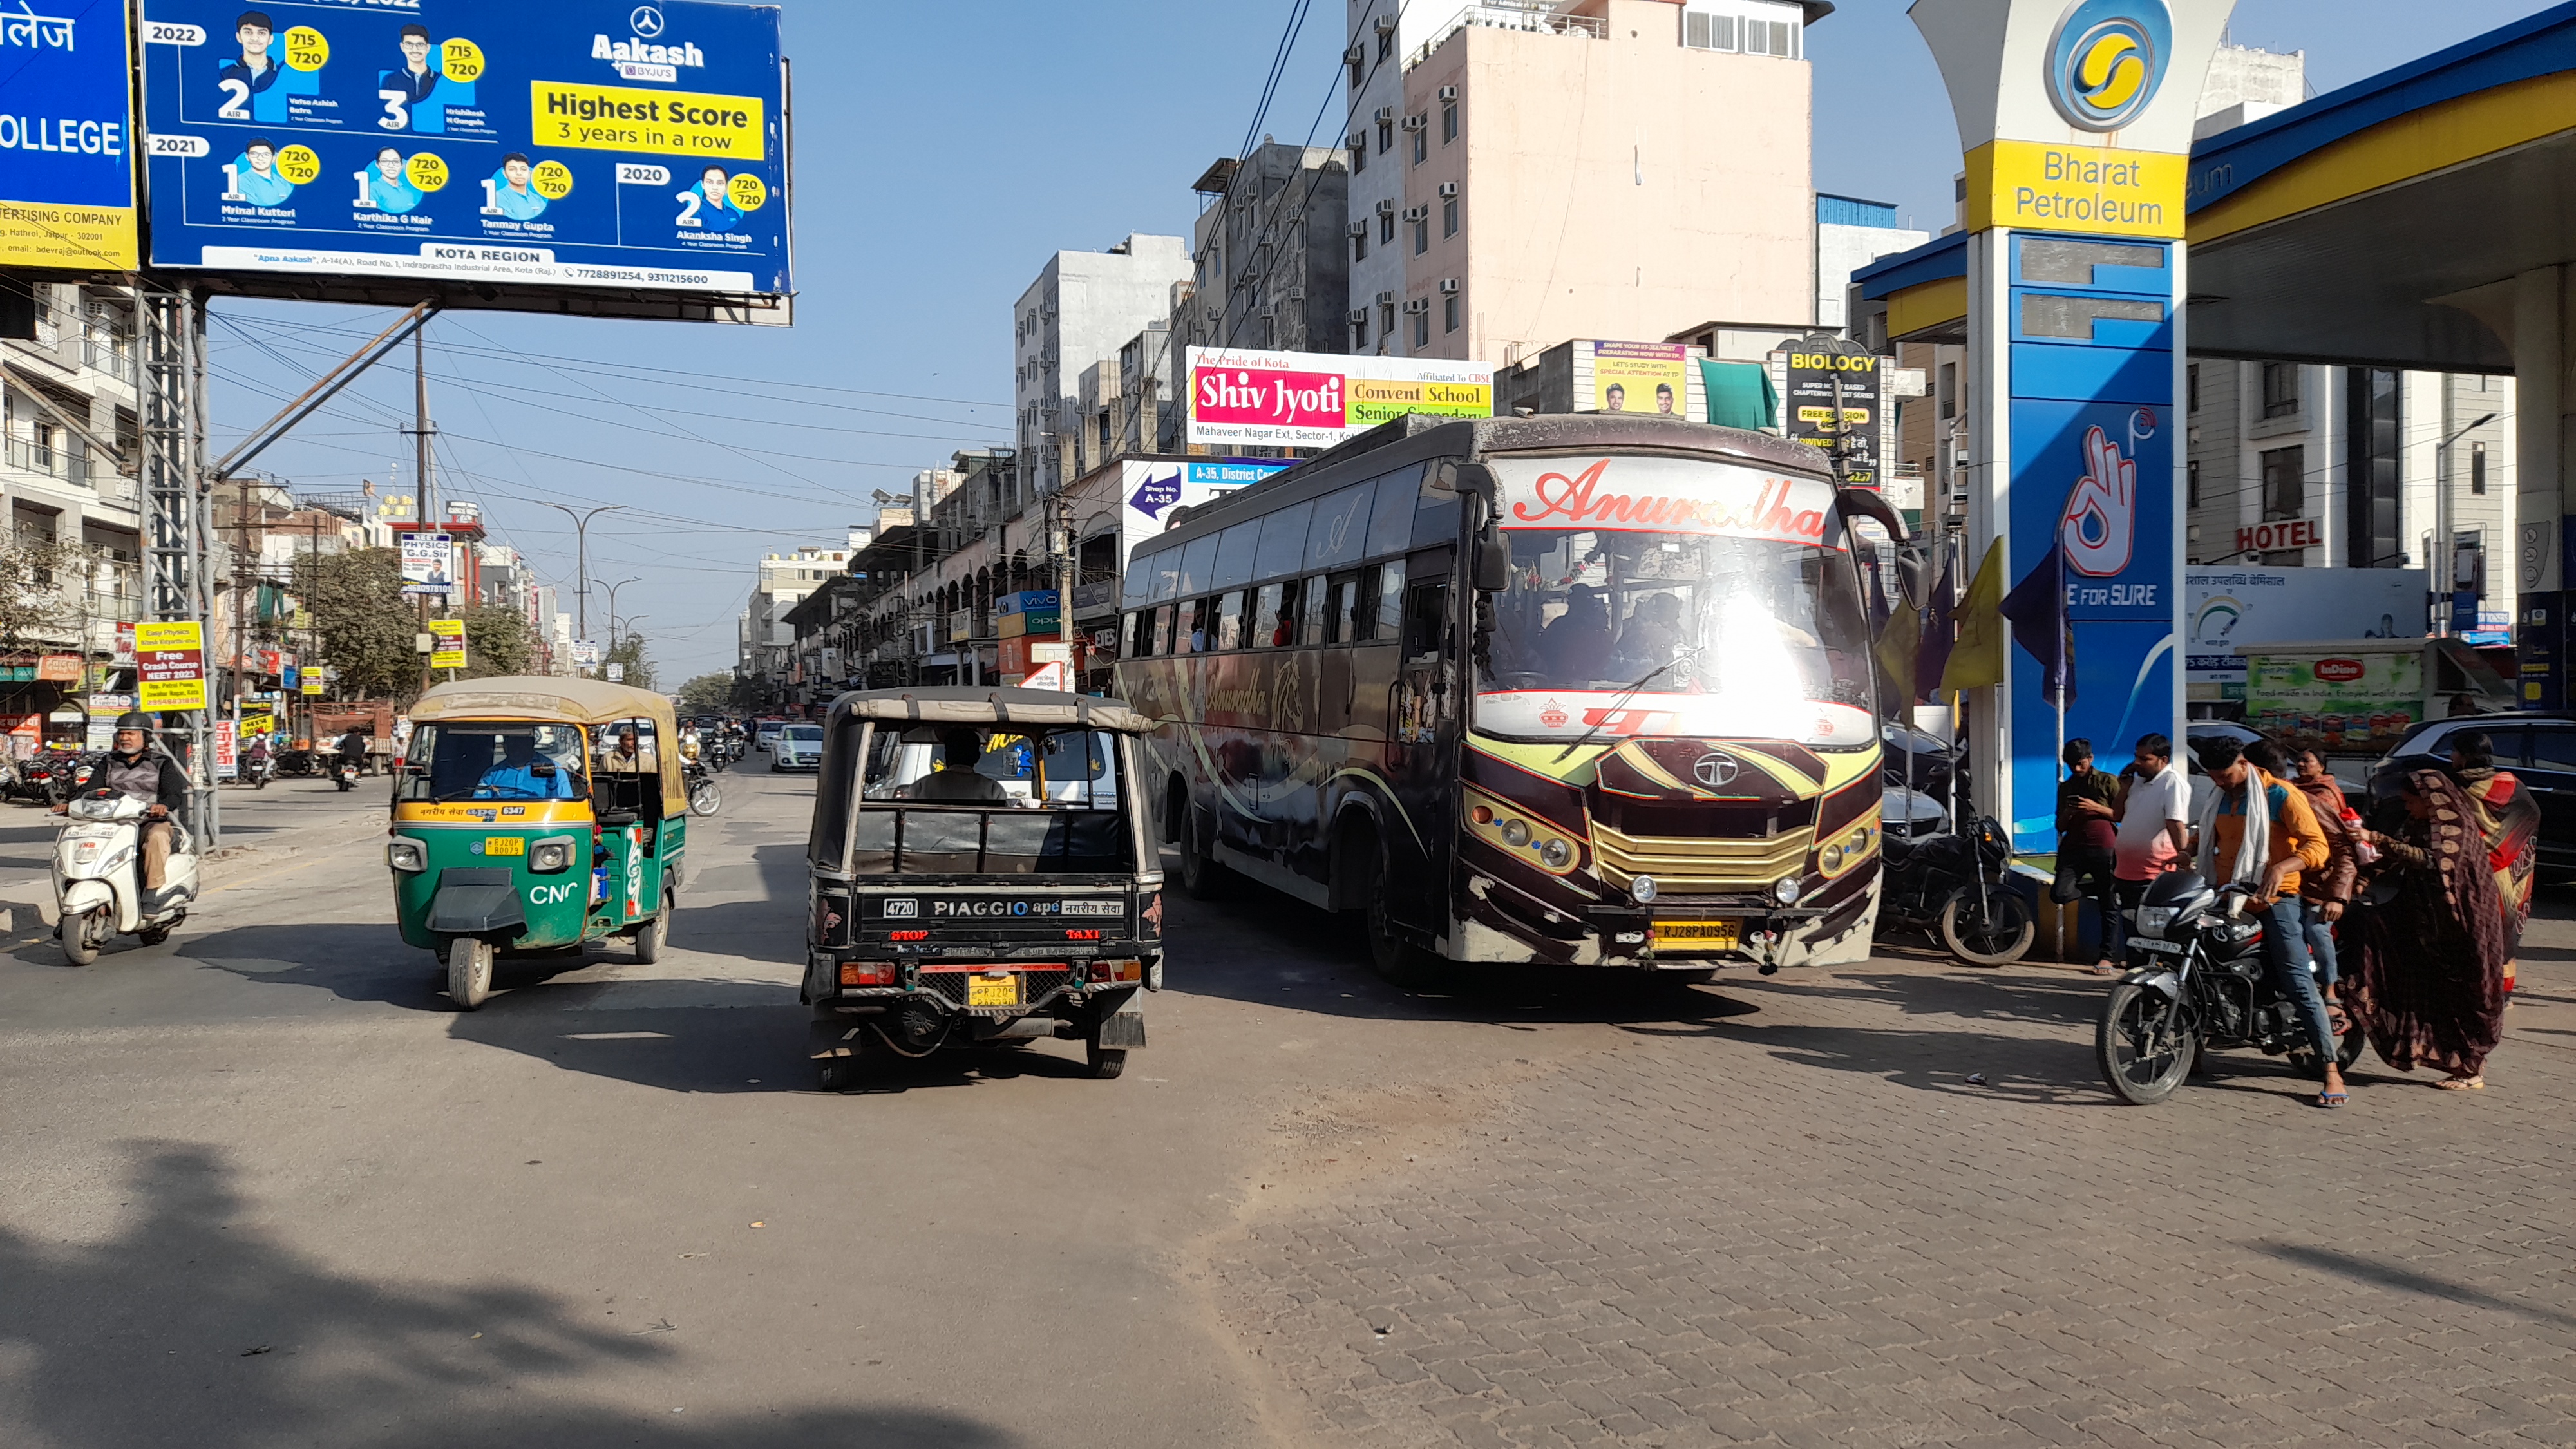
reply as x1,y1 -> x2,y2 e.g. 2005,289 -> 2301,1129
802,687 -> 1164,1088
388,679 -> 689,1010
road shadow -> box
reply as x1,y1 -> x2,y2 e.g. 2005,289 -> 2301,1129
0,1143 -> 1014,1447
1779,967 -> 2111,1030
2252,1241 -> 2576,1331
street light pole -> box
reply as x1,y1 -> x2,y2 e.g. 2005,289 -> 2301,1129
603,576 -> 643,641
2432,410 -> 2499,636
538,503 -> 625,647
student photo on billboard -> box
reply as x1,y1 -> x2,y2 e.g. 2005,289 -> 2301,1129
218,10 -> 287,122
363,147 -> 423,214
229,139 -> 296,206
484,154 -> 547,220
683,166 -> 741,232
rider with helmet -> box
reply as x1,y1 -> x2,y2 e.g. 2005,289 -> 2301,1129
64,713 -> 189,892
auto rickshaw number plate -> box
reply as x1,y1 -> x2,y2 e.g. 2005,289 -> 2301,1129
482,837 -> 526,857
1654,920 -> 1739,949
967,973 -> 1021,1008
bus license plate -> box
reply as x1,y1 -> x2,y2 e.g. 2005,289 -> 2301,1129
967,974 -> 1020,1008
482,837 -> 525,857
1656,920 -> 1739,949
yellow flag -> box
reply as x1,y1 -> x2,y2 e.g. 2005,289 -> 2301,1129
1938,538 -> 2007,698
1875,594 -> 1922,706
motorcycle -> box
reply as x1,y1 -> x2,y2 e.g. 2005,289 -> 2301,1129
53,788 -> 199,964
683,758 -> 722,817
1875,815 -> 2036,965
243,751 -> 276,790
334,757 -> 362,791
2096,871 -> 2366,1105
16,753 -> 73,807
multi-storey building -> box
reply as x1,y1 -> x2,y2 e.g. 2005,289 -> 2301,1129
738,540 -> 856,709
1372,0 -> 1826,366
1,279 -> 147,746
1174,144 -> 1352,365
1013,236 -> 1193,497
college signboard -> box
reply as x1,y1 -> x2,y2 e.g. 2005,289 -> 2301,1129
136,621 -> 210,713
0,0 -> 139,269
1186,347 -> 1492,448
138,0 -> 791,301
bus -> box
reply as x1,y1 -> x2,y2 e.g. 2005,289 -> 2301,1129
1113,412 -> 1893,983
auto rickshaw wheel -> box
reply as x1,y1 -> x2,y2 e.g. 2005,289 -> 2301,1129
634,893 -> 670,965
446,938 -> 496,1011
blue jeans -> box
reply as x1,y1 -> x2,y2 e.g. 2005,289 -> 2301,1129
2258,896 -> 2338,1063
2300,898 -> 2340,990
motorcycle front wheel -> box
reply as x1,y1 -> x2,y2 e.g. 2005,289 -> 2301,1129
1938,889 -> 2035,965
2098,981 -> 2200,1104
689,780 -> 722,817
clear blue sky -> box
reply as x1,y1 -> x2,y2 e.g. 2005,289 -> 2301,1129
210,0 -> 2566,683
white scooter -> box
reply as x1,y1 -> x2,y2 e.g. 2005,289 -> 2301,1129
54,790 -> 198,964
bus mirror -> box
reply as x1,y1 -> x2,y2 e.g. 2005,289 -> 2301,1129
1895,549 -> 1933,612
1475,522 -> 1511,592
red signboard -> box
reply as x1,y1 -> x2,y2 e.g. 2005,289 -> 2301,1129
2313,658 -> 2367,683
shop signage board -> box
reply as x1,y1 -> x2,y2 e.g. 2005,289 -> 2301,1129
0,0 -> 138,269
428,617 -> 468,669
214,718 -> 238,778
2184,566 -> 2427,696
1584,341 -> 1690,417
137,0 -> 792,308
136,621 -> 210,712
1777,341 -> 1886,487
1186,347 -> 1492,448
35,654 -> 83,682
2244,652 -> 2424,754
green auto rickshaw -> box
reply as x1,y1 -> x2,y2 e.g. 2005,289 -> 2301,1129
388,678 -> 689,1010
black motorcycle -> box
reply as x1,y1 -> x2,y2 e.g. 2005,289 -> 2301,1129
1876,815 -> 2036,965
2096,871 -> 2365,1105
683,758 -> 722,817
333,757 -> 361,791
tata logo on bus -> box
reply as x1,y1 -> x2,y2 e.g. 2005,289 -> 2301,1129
2047,0 -> 2172,133
1194,366 -> 1344,429
2314,658 -> 2368,685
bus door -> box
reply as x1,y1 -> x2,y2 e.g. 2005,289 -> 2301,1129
1385,548 -> 1455,931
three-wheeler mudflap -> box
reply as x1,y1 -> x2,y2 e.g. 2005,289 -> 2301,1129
430,867 -> 527,936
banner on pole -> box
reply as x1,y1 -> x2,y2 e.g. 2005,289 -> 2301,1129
428,618 -> 468,670
136,621 -> 210,712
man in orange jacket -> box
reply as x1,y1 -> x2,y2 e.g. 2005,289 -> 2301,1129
2197,737 -> 2344,1106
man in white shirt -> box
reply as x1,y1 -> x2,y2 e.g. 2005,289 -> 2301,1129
2108,732 -> 2192,969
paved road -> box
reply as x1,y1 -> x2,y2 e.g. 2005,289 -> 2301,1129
3,759 -> 2571,1448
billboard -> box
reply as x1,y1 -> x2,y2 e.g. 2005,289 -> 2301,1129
136,621 -> 210,713
1119,458 -> 1289,539
0,0 -> 138,269
138,0 -> 790,303
1586,341 -> 1689,417
2244,651 -> 2424,755
400,532 -> 454,595
1186,347 -> 1491,448
1779,344 -> 1885,487
2185,566 -> 2427,697
428,617 -> 467,669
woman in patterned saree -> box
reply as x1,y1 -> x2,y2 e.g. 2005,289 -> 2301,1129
2350,768 -> 2514,1090
2447,731 -> 2539,995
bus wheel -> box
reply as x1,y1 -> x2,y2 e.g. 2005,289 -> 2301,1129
1367,891 -> 1445,990
1177,805 -> 1232,900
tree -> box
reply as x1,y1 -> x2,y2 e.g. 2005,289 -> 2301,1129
460,605 -> 534,679
603,631 -> 656,692
295,547 -> 417,701
0,537 -> 97,652
676,672 -> 735,715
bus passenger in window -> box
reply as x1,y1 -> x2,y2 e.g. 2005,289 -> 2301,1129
1540,585 -> 1611,678
1621,592 -> 1687,670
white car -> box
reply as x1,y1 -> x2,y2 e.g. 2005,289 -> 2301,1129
753,720 -> 787,754
770,723 -> 823,772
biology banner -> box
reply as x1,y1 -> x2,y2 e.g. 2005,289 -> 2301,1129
1186,346 -> 1492,448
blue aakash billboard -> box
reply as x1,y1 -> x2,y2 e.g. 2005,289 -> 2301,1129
139,0 -> 789,298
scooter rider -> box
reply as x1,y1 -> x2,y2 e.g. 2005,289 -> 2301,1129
58,713 -> 188,894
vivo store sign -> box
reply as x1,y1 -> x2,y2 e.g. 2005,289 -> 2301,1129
137,0 -> 790,298
1186,347 -> 1493,448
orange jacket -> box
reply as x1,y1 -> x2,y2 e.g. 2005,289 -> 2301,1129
2210,771 -> 2331,900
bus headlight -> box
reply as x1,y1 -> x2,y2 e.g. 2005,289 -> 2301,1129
1631,875 -> 1659,904
388,838 -> 426,873
1821,844 -> 1845,871
1539,838 -> 1573,869
1774,878 -> 1803,904
1501,819 -> 1532,848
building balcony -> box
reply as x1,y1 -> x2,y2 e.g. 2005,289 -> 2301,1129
3,435 -> 90,488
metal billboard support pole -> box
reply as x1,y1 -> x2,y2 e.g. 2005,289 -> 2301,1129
140,284 -> 218,848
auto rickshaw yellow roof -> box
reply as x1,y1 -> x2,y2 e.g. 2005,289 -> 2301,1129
825,687 -> 1154,734
411,677 -> 676,727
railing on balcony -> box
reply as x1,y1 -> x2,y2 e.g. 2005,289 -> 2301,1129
1412,2 -> 1605,64
3,434 -> 88,486
84,335 -> 138,388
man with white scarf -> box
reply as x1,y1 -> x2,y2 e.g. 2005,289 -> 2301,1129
2195,737 -> 2345,1106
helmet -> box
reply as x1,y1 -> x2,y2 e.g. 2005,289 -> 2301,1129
114,712 -> 153,732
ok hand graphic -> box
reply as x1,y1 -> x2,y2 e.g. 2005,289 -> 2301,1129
2061,425 -> 2135,578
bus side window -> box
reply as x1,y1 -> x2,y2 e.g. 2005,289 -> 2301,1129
1405,582 -> 1450,658
1128,611 -> 1153,659
1324,571 -> 1365,643
1152,604 -> 1177,656
1368,561 -> 1405,641
1299,574 -> 1328,645
1216,589 -> 1246,650
1184,598 -> 1212,653
1253,582 -> 1288,647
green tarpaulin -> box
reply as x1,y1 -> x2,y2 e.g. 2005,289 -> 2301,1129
1700,359 -> 1777,431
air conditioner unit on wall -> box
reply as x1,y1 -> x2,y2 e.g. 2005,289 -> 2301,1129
1439,279 -> 1458,294
1438,85 -> 1458,102
1375,198 -> 1396,214
1350,309 -> 1369,323
1347,220 -> 1368,236
1402,206 -> 1428,222
1437,182 -> 1458,198
1403,298 -> 1430,314
1374,106 -> 1394,124
1401,115 -> 1426,132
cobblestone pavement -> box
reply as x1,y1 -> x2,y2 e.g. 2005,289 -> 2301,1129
1204,914 -> 2576,1448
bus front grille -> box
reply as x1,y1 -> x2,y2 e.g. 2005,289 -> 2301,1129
1589,823 -> 1814,894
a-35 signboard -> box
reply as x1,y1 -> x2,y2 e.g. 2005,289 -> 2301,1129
135,621 -> 210,712
0,0 -> 139,269
138,0 -> 790,299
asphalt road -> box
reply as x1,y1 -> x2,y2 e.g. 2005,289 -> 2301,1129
3,757 -> 2573,1448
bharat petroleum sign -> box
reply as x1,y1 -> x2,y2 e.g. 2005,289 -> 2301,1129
2047,0 -> 2171,132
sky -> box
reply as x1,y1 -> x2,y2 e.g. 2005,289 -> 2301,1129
207,0 -> 2571,685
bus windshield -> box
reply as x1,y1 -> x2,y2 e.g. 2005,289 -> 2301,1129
1475,455 -> 1875,749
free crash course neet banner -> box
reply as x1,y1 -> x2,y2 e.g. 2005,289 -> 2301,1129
139,0 -> 788,297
